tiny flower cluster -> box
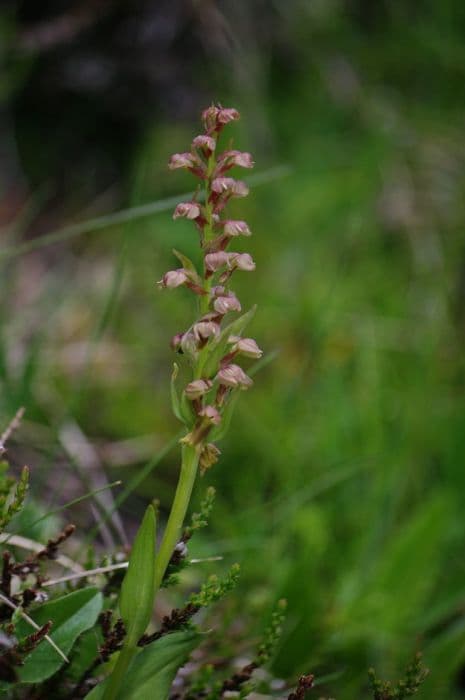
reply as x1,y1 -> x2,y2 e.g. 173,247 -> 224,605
161,105 -> 262,473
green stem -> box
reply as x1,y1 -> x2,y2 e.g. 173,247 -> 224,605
102,643 -> 137,700
153,442 -> 199,595
200,149 -> 217,316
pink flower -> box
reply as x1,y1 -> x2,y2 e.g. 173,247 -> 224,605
211,178 -> 249,198
217,108 -> 240,124
198,405 -> 221,424
229,336 -> 263,359
202,106 -> 240,131
192,135 -> 216,153
230,253 -> 256,272
213,293 -> 241,315
168,152 -> 197,170
173,202 -> 201,220
193,321 -> 220,342
185,379 -> 213,400
217,364 -> 253,389
223,220 -> 252,237
202,105 -> 221,131
204,251 -> 230,272
218,150 -> 254,170
159,269 -> 190,288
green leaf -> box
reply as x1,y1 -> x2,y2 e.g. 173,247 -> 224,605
209,391 -> 240,441
119,505 -> 156,644
170,363 -> 185,423
85,631 -> 200,700
16,587 -> 103,684
172,249 -> 200,281
170,364 -> 195,426
203,305 -> 256,378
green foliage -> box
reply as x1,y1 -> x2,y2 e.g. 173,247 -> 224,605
2,5 -> 465,696
256,599 -> 287,666
189,564 -> 240,608
119,505 -> 156,644
369,654 -> 429,699
184,486 -> 216,539
85,631 -> 200,700
15,588 -> 103,684
0,464 -> 29,531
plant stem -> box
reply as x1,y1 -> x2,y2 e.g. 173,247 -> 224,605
153,442 -> 199,595
102,643 -> 137,700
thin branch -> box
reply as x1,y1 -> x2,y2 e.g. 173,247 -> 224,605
0,591 -> 68,663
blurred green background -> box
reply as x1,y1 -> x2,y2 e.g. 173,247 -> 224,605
2,1 -> 465,697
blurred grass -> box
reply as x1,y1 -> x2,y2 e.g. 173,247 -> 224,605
2,1 -> 465,697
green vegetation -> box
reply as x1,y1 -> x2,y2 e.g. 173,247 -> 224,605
1,1 -> 465,697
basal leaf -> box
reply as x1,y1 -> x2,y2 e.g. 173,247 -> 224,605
119,505 -> 156,644
86,631 -> 200,700
17,587 -> 103,684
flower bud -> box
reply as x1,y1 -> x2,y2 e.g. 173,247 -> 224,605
168,152 -> 197,170
230,253 -> 256,272
229,337 -> 263,359
223,220 -> 251,237
213,293 -> 241,315
217,364 -> 253,389
181,331 -> 198,356
170,332 -> 185,351
173,202 -> 201,220
202,105 -> 221,131
184,379 -> 213,400
192,135 -> 216,153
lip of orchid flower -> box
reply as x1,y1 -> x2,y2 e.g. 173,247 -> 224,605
211,178 -> 249,198
217,364 -> 253,389
184,379 -> 213,400
168,152 -> 198,170
222,220 -> 252,237
173,202 -> 201,220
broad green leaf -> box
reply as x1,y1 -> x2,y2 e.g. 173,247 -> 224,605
85,631 -> 200,700
16,587 -> 103,683
119,505 -> 156,644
